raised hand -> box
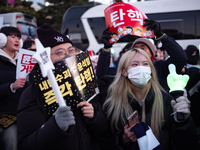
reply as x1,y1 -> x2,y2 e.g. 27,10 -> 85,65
144,18 -> 163,38
100,27 -> 113,49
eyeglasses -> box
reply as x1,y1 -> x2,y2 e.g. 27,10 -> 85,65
51,49 -> 67,57
68,47 -> 75,52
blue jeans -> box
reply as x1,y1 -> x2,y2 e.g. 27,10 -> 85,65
0,123 -> 17,150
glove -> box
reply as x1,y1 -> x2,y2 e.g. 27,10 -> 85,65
54,106 -> 75,131
144,19 -> 163,38
171,89 -> 191,122
100,27 -> 113,49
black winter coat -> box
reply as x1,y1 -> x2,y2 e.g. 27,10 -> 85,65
17,85 -> 109,150
100,88 -> 198,150
153,36 -> 187,92
186,67 -> 200,126
0,55 -> 25,114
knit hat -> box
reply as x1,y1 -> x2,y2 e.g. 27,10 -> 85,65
184,45 -> 199,58
131,38 -> 156,57
37,23 -> 73,48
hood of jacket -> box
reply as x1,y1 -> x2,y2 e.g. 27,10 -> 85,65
0,48 -> 18,65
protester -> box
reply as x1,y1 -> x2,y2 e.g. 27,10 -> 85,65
185,45 -> 199,59
115,42 -> 132,66
17,23 -> 108,150
119,42 -> 132,57
184,45 -> 200,139
96,48 -> 103,55
95,48 -> 117,105
101,48 -> 198,150
0,26 -> 26,150
67,47 -> 82,56
155,49 -> 164,61
97,19 -> 187,100
22,39 -> 36,51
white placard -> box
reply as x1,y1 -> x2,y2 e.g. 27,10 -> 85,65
16,48 -> 36,79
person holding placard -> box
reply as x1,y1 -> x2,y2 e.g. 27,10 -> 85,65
17,23 -> 108,150
0,26 -> 26,150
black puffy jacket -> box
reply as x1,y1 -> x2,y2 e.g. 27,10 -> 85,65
101,88 -> 198,150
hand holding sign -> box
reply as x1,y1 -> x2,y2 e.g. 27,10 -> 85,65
144,19 -> 163,38
167,64 -> 190,121
104,2 -> 154,44
100,27 -> 113,49
33,39 -> 66,107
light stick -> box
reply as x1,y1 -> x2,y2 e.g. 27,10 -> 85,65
167,64 -> 189,121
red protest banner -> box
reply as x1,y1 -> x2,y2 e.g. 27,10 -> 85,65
104,2 -> 154,43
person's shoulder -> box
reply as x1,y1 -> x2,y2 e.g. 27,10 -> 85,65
18,85 -> 38,112
0,54 -> 9,62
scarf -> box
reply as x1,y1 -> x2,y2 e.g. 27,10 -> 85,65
130,122 -> 163,150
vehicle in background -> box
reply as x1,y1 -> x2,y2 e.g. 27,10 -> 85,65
61,5 -> 93,51
61,0 -> 200,57
0,12 -> 37,41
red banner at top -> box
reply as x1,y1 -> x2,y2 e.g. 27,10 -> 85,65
104,2 -> 154,43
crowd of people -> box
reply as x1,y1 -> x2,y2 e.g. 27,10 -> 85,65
0,17 -> 200,150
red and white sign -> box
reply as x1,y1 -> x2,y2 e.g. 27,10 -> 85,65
90,55 -> 99,73
104,2 -> 154,43
16,48 -> 36,79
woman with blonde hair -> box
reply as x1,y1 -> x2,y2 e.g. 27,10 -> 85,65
102,48 -> 198,150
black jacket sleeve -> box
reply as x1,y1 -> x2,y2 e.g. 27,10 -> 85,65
17,86 -> 74,150
154,36 -> 188,92
161,36 -> 187,73
170,116 -> 199,150
96,50 -> 117,105
96,50 -> 116,83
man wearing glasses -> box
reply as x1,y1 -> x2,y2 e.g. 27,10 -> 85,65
17,23 -> 108,150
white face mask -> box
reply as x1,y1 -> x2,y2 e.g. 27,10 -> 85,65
128,66 -> 151,88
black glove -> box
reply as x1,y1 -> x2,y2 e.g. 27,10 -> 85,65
54,106 -> 75,131
100,27 -> 113,49
144,19 -> 163,38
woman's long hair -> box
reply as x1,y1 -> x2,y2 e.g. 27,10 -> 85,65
103,48 -> 164,139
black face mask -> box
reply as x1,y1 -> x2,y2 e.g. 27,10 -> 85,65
53,54 -> 71,64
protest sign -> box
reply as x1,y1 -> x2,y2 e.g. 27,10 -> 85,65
32,51 -> 99,116
16,48 -> 36,79
104,2 -> 154,43
0,113 -> 16,132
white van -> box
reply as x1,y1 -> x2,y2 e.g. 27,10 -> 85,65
0,12 -> 37,41
61,0 -> 200,56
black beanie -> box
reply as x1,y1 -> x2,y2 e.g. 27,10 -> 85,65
184,45 -> 198,58
37,23 -> 73,48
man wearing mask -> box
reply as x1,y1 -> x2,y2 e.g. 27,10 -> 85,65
17,23 -> 108,150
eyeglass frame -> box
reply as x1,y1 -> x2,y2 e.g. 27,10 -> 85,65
50,46 -> 76,57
